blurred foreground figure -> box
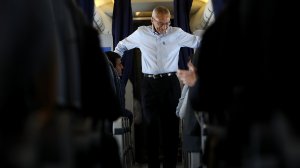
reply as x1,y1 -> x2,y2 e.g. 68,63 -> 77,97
0,0 -> 121,167
178,0 -> 300,167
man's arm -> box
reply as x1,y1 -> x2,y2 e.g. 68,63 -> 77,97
114,29 -> 139,56
177,28 -> 201,49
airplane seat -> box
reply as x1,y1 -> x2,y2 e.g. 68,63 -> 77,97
113,117 -> 135,168
194,111 -> 227,168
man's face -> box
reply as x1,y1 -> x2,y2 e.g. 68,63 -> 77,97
151,13 -> 170,34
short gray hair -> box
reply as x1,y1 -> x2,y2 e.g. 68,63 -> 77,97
152,6 -> 170,17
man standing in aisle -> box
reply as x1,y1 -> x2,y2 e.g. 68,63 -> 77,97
114,6 -> 201,168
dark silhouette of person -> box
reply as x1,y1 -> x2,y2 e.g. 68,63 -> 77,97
177,0 -> 300,167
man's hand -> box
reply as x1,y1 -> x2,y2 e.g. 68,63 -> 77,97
177,61 -> 197,86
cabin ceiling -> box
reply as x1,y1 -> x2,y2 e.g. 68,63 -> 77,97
94,0 -> 207,19
93,0 -> 211,34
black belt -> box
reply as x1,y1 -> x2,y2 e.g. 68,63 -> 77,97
143,72 -> 176,79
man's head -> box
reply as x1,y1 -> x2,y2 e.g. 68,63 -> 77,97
151,6 -> 171,34
105,51 -> 124,76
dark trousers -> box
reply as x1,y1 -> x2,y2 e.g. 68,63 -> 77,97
141,75 -> 181,168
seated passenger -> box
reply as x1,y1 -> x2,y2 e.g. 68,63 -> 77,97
105,51 -> 133,126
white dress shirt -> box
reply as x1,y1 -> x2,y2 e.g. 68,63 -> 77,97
114,25 -> 201,74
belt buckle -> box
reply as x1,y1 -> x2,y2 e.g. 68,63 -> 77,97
153,74 -> 161,79
148,75 -> 153,78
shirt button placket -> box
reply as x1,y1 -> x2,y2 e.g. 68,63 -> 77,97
156,37 -> 162,72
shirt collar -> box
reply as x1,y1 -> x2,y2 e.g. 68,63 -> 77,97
151,25 -> 169,36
